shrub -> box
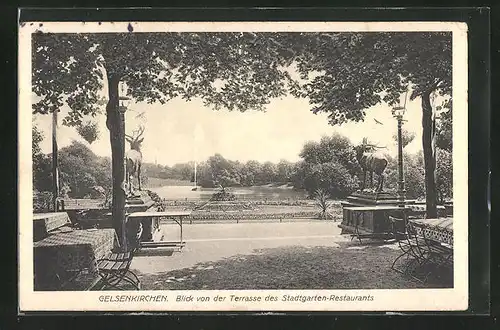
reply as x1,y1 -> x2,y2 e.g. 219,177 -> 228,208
210,186 -> 237,201
302,162 -> 358,199
33,141 -> 112,199
384,152 -> 425,199
314,188 -> 335,220
33,191 -> 53,213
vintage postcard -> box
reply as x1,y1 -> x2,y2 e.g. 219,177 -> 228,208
19,21 -> 468,312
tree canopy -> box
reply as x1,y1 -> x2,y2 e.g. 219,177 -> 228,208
293,133 -> 360,198
393,128 -> 416,149
288,32 -> 452,217
32,32 -> 299,125
75,120 -> 100,144
436,104 -> 453,152
33,32 -> 450,126
288,32 -> 451,122
32,120 -> 44,160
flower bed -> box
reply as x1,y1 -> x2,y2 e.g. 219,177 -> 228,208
151,192 -> 343,221
188,210 -> 319,221
157,210 -> 343,222
161,199 -> 319,207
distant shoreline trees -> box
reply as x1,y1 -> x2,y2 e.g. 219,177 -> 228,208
33,126 -> 453,204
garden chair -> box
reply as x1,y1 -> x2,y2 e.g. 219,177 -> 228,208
414,223 -> 454,282
96,221 -> 143,290
389,215 -> 414,274
404,221 -> 433,281
390,215 -> 436,282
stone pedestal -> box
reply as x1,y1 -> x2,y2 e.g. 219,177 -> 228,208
126,191 -> 155,213
343,191 -> 400,207
125,191 -> 157,245
339,190 -> 407,238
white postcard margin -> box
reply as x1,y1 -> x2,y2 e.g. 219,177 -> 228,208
18,21 -> 468,312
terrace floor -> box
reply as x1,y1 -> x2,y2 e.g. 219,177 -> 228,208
130,221 -> 453,290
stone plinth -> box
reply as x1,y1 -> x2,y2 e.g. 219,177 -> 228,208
339,205 -> 406,237
339,190 -> 407,238
126,191 -> 155,213
125,191 -> 157,245
344,191 -> 400,207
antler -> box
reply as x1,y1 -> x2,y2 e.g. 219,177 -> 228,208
126,125 -> 145,141
365,142 -> 387,149
135,125 -> 145,139
362,138 -> 386,149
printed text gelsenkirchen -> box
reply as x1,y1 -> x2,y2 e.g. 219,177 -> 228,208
98,294 -> 374,304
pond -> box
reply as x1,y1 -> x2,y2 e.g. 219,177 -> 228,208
150,185 -> 309,201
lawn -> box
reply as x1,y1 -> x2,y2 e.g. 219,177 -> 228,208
134,242 -> 451,290
127,222 -> 453,290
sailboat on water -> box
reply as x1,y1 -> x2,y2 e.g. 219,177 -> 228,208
191,160 -> 198,191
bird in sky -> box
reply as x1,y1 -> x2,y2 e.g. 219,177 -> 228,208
374,118 -> 384,125
135,111 -> 147,121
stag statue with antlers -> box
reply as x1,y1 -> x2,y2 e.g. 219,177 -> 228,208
125,125 -> 145,196
355,137 -> 388,192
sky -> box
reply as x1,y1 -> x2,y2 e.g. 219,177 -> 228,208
34,91 -> 427,166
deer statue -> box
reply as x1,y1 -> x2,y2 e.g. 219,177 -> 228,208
355,137 -> 388,192
125,125 -> 145,196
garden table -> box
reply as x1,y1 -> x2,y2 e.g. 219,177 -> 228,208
127,211 -> 191,250
33,212 -> 71,241
409,217 -> 453,246
33,228 -> 116,290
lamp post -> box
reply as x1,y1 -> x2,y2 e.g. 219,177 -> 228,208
118,94 -> 131,249
118,95 -> 131,193
392,105 -> 406,208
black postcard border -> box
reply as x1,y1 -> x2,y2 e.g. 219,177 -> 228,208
6,6 -> 492,325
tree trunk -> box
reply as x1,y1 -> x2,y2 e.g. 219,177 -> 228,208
421,90 -> 438,218
106,73 -> 127,249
